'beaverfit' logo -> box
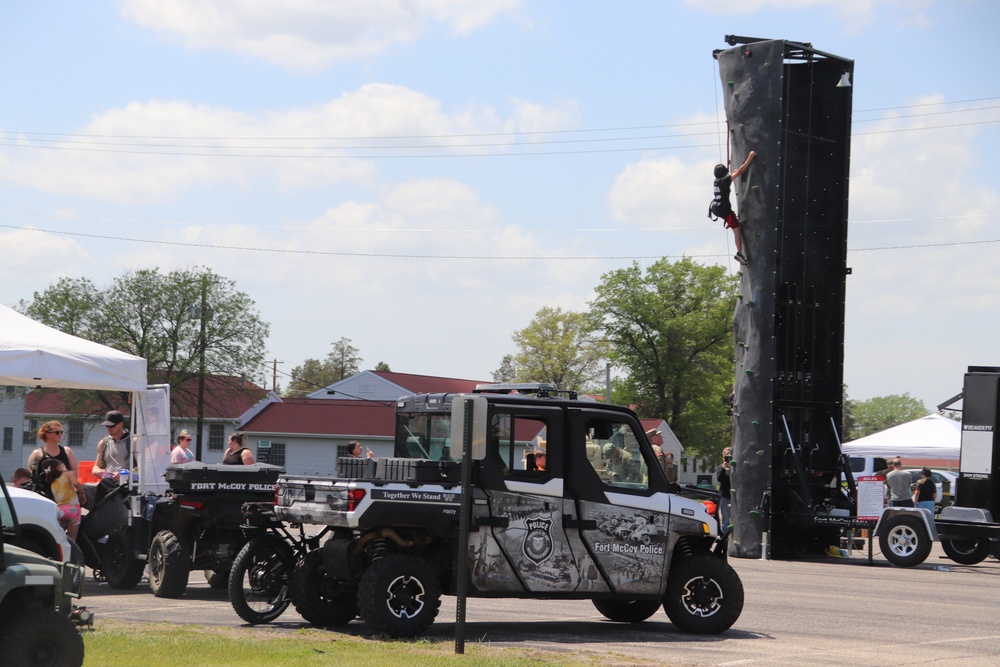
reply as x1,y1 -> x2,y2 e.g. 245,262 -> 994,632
523,517 -> 553,563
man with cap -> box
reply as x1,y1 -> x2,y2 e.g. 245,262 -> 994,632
92,410 -> 133,479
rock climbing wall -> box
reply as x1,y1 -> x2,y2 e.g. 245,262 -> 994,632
717,38 -> 854,558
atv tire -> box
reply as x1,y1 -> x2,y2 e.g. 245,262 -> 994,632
664,554 -> 743,634
149,530 -> 191,598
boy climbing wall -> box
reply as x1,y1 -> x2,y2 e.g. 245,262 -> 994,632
711,150 -> 756,265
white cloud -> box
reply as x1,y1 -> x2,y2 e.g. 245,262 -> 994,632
117,0 -> 523,69
0,84 -> 575,204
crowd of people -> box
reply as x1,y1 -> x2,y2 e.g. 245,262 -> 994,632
17,410 -> 264,543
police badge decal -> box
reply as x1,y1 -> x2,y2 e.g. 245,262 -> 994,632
523,516 -> 553,563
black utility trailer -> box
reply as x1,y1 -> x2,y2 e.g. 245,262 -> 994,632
876,367 -> 1000,567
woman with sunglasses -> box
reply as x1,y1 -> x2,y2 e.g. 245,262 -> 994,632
170,429 -> 197,464
26,420 -> 87,506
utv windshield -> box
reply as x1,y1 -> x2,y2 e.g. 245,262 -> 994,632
394,412 -> 454,460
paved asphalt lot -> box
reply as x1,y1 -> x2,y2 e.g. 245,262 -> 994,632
82,542 -> 1000,666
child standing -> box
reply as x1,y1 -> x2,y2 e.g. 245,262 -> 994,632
710,150 -> 756,265
40,459 -> 82,541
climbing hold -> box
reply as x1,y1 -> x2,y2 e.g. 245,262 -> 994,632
745,369 -> 755,376
746,301 -> 756,308
737,294 -> 744,301
751,419 -> 760,426
728,80 -> 734,88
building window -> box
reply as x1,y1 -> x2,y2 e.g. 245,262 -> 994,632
208,424 -> 225,451
23,419 -> 37,446
268,443 -> 286,467
336,443 -> 352,458
3,427 -> 12,452
5,386 -> 15,398
68,420 -> 84,448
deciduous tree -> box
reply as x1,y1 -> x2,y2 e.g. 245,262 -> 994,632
285,337 -> 363,398
589,258 -> 737,454
511,307 -> 606,390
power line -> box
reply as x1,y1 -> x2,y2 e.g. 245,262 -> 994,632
1,210 -> 994,233
4,96 -> 997,142
2,223 -> 996,259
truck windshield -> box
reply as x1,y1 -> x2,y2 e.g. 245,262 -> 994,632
394,412 -> 453,460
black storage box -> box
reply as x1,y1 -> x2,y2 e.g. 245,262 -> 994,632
165,463 -> 285,494
376,457 -> 461,484
337,457 -> 378,479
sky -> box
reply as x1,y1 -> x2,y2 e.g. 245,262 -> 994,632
1,1 -> 997,412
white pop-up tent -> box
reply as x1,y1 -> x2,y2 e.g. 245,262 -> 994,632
0,303 -> 147,391
842,413 -> 960,459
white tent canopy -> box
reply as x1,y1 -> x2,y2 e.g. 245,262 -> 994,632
842,413 -> 960,459
0,303 -> 147,391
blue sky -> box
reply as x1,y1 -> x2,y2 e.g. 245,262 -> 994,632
1,1 -> 997,413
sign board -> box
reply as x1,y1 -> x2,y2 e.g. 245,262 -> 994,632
856,475 -> 884,521
256,440 -> 272,464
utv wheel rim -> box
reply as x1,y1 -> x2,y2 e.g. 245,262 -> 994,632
385,574 -> 426,620
680,576 -> 723,618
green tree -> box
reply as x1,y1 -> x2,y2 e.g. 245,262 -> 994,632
19,267 -> 270,417
285,337 -> 363,398
844,392 -> 927,439
510,307 -> 606,390
589,258 -> 737,454
491,354 -> 518,383
374,361 -> 391,372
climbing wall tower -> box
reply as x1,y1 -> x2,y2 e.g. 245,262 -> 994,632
716,37 -> 854,558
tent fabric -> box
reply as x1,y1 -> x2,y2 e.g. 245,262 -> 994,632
0,303 -> 147,391
842,413 -> 960,459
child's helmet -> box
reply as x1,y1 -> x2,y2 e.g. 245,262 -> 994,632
714,163 -> 728,178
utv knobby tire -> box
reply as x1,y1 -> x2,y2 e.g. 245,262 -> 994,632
879,515 -> 932,567
358,554 -> 441,638
229,536 -> 295,624
149,530 -> 191,598
593,598 -> 661,623
290,550 -> 357,627
0,607 -> 84,667
103,527 -> 143,589
664,554 -> 743,634
941,537 -> 991,565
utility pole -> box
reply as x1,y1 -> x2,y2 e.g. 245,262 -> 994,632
190,276 -> 213,462
270,359 -> 284,392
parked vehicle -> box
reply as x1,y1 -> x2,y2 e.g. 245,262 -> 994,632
1,474 -> 88,666
8,485 -> 75,564
275,384 -> 743,638
876,367 -> 1000,567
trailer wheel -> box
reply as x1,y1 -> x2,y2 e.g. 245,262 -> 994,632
879,515 -> 931,567
290,551 -> 357,627
103,527 -> 143,589
941,537 -> 991,565
358,554 -> 441,638
663,554 -> 743,634
149,530 -> 191,598
593,599 -> 661,623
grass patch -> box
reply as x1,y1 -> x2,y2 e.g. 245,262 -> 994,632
83,620 -> 595,666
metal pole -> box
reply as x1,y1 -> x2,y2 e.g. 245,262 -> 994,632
194,279 -> 209,462
454,398 -> 474,654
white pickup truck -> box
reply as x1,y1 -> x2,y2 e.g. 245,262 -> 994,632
8,485 -> 75,563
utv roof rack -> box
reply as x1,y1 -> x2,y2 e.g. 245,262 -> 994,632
473,383 -> 577,400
